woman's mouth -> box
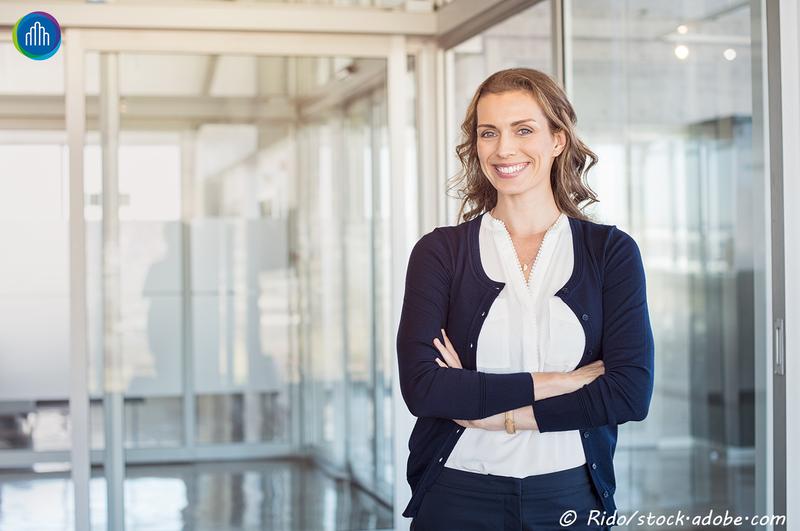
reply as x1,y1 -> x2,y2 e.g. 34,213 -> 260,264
493,162 -> 530,179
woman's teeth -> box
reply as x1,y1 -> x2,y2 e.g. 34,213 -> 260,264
494,162 -> 529,177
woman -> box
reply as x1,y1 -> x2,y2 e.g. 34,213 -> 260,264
396,68 -> 655,530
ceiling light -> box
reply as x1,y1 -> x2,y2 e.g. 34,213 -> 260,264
677,25 -> 688,34
674,45 -> 690,60
723,48 -> 737,61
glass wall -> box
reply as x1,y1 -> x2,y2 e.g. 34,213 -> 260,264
294,62 -> 397,501
0,46 -> 396,529
570,0 -> 762,520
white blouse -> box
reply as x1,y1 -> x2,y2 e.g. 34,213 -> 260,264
443,210 -> 587,477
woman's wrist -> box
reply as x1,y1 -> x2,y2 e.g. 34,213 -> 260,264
512,405 -> 538,431
531,371 -> 568,401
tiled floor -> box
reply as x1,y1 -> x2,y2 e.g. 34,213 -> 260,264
0,459 -> 393,531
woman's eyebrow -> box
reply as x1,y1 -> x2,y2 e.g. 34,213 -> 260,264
477,118 -> 538,128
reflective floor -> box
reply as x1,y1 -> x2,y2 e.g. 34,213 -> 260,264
0,446 -> 755,531
0,459 -> 393,531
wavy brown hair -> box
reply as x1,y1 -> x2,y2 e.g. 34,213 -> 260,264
448,68 -> 599,223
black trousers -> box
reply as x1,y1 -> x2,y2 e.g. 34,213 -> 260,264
411,463 -> 611,531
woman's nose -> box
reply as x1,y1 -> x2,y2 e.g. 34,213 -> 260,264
496,134 -> 518,158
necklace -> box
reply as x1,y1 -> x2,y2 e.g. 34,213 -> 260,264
489,208 -> 562,284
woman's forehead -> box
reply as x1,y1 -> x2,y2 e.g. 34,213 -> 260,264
477,91 -> 545,122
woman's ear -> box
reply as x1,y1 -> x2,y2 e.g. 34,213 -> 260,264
553,130 -> 566,156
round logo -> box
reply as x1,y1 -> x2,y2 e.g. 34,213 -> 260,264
13,12 -> 62,61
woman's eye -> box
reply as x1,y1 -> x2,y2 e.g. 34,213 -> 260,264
518,128 -> 533,135
479,130 -> 496,138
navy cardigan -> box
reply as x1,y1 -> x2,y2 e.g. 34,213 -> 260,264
396,211 -> 655,518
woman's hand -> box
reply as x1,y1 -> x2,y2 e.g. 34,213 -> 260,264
569,359 -> 605,387
433,329 -> 514,431
532,360 -> 605,400
432,328 -> 462,369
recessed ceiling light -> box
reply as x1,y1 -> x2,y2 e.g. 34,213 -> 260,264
674,45 -> 690,60
723,48 -> 737,61
677,25 -> 689,34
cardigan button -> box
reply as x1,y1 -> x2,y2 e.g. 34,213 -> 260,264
469,343 -> 474,348
591,463 -> 597,470
583,431 -> 590,438
438,457 -> 443,463
481,311 -> 486,317
588,349 -> 593,356
561,288 -> 569,294
603,490 -> 609,498
582,314 -> 589,321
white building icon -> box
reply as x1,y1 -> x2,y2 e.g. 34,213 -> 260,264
24,21 -> 50,48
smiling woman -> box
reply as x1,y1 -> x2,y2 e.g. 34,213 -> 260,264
450,68 -> 599,224
398,68 -> 654,531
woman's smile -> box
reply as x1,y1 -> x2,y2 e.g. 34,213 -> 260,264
492,161 -> 530,179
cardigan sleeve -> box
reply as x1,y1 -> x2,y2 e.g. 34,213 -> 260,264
532,227 -> 655,432
396,228 -> 536,420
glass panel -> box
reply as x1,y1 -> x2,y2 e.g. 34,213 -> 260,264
343,97 -> 377,483
191,217 -> 292,444
293,57 -> 395,502
298,117 -> 348,464
571,0 -> 762,518
371,85 -> 394,499
0,135 -> 71,452
85,130 -> 185,450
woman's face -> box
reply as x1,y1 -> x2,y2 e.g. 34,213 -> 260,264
475,90 -> 565,198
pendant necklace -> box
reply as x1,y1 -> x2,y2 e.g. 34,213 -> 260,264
490,208 -> 560,281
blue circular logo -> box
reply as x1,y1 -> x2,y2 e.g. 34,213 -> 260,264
13,12 -> 61,61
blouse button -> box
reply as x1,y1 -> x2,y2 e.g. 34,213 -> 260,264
582,314 -> 589,321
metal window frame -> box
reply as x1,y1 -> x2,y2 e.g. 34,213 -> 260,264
766,1 -> 799,529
